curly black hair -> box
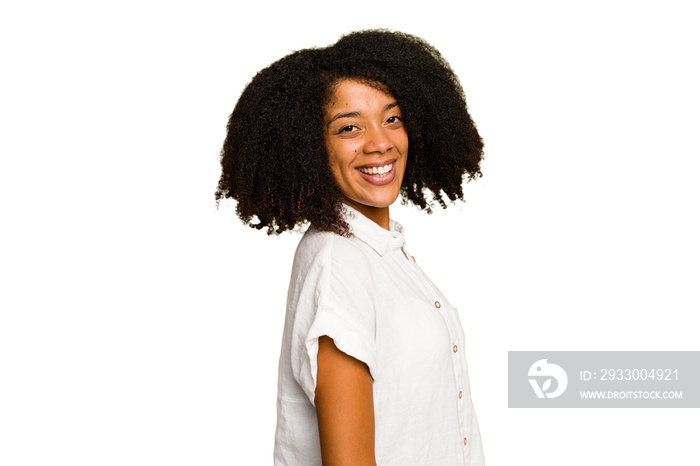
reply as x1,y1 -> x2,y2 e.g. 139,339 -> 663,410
216,30 -> 483,235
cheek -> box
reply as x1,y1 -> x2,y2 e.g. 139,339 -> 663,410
391,127 -> 408,150
397,134 -> 409,167
326,148 -> 352,187
328,141 -> 360,168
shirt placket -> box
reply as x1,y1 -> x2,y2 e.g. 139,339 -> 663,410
444,302 -> 468,453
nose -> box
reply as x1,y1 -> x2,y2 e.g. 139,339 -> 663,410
362,125 -> 393,154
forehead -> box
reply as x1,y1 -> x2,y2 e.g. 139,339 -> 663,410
325,79 -> 396,111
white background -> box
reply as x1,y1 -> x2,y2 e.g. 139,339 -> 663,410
1,1 -> 698,465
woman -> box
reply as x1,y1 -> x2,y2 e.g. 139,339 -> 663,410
217,30 -> 485,466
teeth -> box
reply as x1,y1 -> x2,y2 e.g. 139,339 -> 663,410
359,163 -> 393,176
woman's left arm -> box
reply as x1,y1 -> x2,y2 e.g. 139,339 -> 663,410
315,335 -> 376,466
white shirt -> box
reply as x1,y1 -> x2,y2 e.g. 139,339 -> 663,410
273,205 -> 484,465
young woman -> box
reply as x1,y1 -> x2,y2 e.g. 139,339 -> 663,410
217,30 -> 485,466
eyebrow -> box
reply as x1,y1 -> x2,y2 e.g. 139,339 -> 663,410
326,102 -> 399,127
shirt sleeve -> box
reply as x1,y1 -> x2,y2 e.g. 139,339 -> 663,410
290,234 -> 378,405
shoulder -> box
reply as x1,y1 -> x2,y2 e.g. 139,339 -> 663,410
289,227 -> 378,304
293,227 -> 373,272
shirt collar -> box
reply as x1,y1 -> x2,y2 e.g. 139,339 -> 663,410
341,204 -> 405,256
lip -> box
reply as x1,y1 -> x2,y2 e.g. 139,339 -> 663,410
356,159 -> 397,169
355,159 -> 397,186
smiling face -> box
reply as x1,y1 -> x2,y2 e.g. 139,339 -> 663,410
324,79 -> 409,229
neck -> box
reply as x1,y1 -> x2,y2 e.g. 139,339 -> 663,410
343,200 -> 391,230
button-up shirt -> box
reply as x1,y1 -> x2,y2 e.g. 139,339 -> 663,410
274,205 -> 485,465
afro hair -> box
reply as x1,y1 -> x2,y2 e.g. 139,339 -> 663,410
216,29 -> 483,235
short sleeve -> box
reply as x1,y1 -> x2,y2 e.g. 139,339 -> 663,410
298,306 -> 377,404
289,233 -> 378,405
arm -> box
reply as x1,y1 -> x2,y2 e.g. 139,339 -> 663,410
315,335 -> 376,466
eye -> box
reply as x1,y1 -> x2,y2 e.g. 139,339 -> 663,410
386,115 -> 403,125
337,125 -> 358,134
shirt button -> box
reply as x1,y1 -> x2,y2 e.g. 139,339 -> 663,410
453,345 -> 458,353
464,437 -> 468,446
434,301 -> 441,309
459,390 -> 463,399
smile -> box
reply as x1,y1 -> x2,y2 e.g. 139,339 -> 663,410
357,162 -> 394,178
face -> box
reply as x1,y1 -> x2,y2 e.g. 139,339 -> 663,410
324,79 -> 409,228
